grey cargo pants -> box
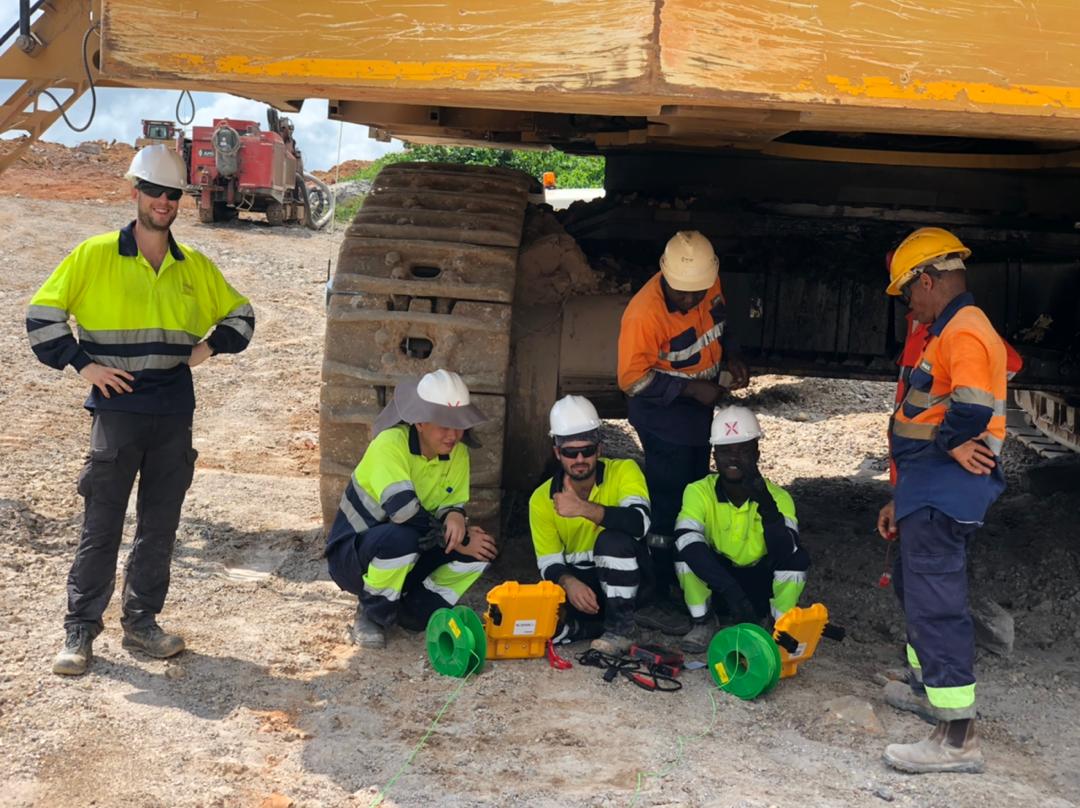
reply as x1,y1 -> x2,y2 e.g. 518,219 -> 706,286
66,410 -> 197,634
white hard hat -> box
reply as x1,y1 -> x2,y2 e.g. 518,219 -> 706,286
125,144 -> 188,190
549,395 -> 601,438
660,231 -> 719,292
710,405 -> 763,445
417,369 -> 472,407
372,368 -> 487,434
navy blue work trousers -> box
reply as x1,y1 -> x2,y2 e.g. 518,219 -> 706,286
893,506 -> 978,717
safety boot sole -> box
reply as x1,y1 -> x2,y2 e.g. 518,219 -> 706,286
882,747 -> 985,774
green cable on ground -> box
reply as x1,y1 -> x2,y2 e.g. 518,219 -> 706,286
706,622 -> 782,700
629,688 -> 720,807
368,607 -> 489,807
366,650 -> 477,808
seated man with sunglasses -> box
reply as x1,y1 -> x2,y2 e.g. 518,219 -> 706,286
27,144 -> 254,676
530,396 -> 652,654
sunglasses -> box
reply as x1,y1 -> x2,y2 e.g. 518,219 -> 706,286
558,444 -> 598,459
137,181 -> 184,202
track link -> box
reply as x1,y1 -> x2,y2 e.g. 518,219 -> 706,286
1012,390 -> 1080,458
319,162 -> 533,530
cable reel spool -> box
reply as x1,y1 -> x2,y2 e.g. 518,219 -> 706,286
706,623 -> 782,701
426,605 -> 486,678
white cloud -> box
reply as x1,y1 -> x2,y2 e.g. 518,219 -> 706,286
1,79 -> 403,170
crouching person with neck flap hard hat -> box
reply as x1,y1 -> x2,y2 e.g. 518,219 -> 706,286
530,396 -> 652,655
617,231 -> 750,636
876,227 -> 1007,774
674,407 -> 809,654
324,370 -> 497,649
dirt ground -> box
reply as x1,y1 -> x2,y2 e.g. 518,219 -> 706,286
2,167 -> 1080,807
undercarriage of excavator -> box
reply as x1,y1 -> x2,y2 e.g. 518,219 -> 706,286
321,155 -> 1080,531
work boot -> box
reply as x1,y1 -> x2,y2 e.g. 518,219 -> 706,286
590,632 -> 632,655
52,624 -> 94,676
122,623 -> 186,659
883,680 -> 937,724
634,601 -> 691,636
883,719 -> 985,774
396,604 -> 427,634
680,614 -> 718,654
350,607 -> 386,649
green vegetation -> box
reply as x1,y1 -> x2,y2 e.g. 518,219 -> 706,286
349,145 -> 605,188
333,193 -> 366,225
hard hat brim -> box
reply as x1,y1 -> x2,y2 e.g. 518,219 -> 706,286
659,259 -> 719,291
372,379 -> 488,436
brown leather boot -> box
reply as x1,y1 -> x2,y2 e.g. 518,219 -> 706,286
883,719 -> 984,774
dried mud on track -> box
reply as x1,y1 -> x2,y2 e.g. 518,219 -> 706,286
1,196 -> 1079,808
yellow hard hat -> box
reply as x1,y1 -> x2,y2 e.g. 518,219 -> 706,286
886,227 -> 971,296
660,230 -> 719,291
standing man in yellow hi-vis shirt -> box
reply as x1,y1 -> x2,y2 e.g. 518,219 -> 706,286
530,396 -> 652,655
675,406 -> 809,654
26,145 -> 255,676
325,370 -> 498,649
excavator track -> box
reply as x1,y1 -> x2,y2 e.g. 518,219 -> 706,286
1012,390 -> 1080,459
319,162 -> 533,531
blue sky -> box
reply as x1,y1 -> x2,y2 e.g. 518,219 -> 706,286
1,1 -> 403,170
1,83 -> 402,171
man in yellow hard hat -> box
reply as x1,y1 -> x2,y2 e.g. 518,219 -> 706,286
27,145 -> 255,676
876,226 -> 1007,774
618,230 -> 748,635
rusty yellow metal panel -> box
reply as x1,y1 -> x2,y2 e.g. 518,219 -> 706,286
660,0 -> 1080,116
100,0 -> 654,93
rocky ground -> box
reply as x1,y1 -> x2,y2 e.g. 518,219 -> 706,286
1,151 -> 1079,808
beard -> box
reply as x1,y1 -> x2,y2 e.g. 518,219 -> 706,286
137,204 -> 177,232
567,464 -> 595,482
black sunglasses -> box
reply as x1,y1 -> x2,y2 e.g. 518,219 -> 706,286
137,181 -> 184,202
558,444 -> 598,459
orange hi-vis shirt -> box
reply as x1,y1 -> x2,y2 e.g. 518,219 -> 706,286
891,293 -> 1007,523
618,273 -> 728,444
888,311 -> 1022,485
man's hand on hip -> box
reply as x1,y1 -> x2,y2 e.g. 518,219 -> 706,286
948,439 -> 996,475
79,363 -> 133,398
188,341 -> 213,368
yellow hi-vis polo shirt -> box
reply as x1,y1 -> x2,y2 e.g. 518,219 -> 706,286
331,424 -> 471,543
530,458 -> 650,583
26,221 -> 253,413
676,474 -> 797,566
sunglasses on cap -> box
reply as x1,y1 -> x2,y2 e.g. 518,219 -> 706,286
558,444 -> 598,459
136,181 -> 183,202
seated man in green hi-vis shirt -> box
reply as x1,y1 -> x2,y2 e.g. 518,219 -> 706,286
675,405 -> 810,653
324,369 -> 498,649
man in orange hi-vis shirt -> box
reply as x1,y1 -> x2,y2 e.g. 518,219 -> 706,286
877,227 -> 1011,775
617,231 -> 748,635
886,253 -> 1023,488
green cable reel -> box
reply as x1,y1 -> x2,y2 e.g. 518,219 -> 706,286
706,623 -> 782,701
426,605 -> 486,678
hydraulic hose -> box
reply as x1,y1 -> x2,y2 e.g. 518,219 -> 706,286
301,171 -> 334,230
